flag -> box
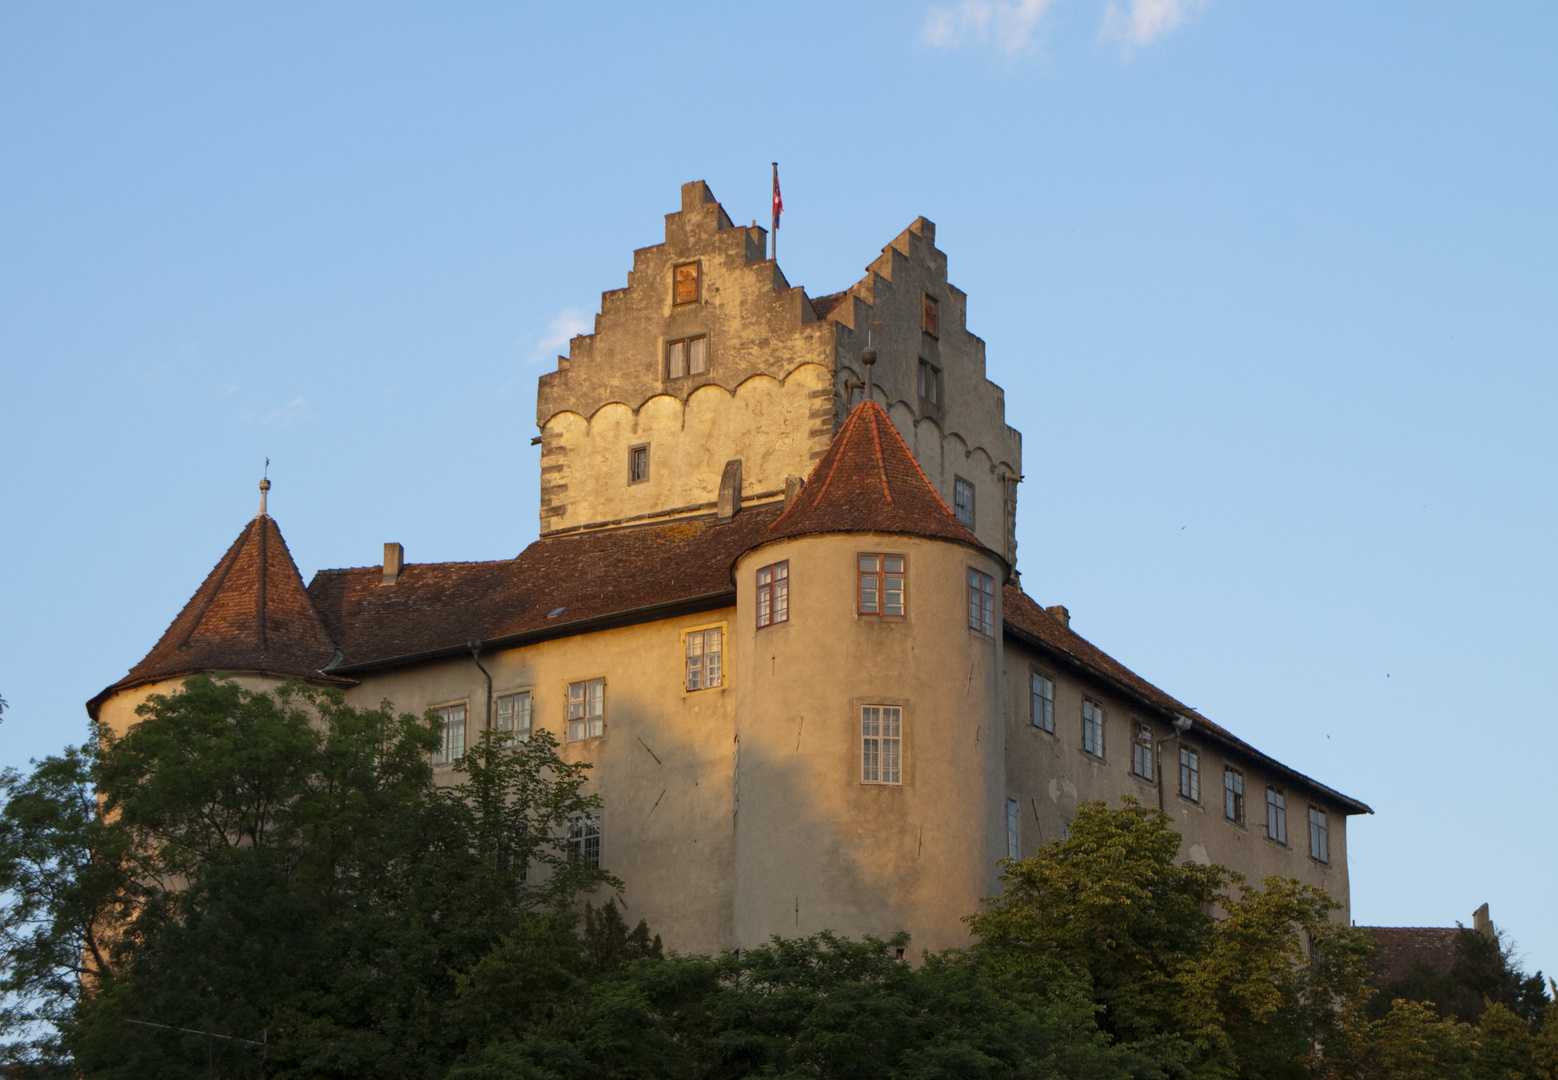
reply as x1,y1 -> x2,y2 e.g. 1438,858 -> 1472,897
772,163 -> 783,233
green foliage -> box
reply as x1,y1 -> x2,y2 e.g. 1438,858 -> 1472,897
1370,925 -> 1551,1031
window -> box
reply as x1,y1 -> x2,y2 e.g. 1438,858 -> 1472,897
1266,787 -> 1287,845
1224,768 -> 1245,824
1082,699 -> 1105,758
860,706 -> 902,784
1308,807 -> 1329,864
1031,673 -> 1055,733
567,679 -> 604,741
967,568 -> 995,634
1179,746 -> 1200,802
568,810 -> 602,868
432,703 -> 467,765
922,293 -> 939,337
757,561 -> 789,627
495,691 -> 532,745
918,360 -> 941,407
666,335 -> 709,379
685,628 -> 723,691
1006,798 -> 1019,859
954,477 -> 975,527
673,262 -> 700,305
858,554 -> 905,616
629,445 -> 649,484
1132,722 -> 1153,781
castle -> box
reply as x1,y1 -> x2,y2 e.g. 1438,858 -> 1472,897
88,181 -> 1369,956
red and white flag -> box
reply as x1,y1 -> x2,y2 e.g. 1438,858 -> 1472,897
771,163 -> 783,234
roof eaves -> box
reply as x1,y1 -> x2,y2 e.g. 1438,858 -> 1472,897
85,666 -> 358,721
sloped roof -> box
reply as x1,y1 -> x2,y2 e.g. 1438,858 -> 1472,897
1357,927 -> 1462,985
1002,586 -> 1372,815
88,514 -> 345,717
763,400 -> 994,556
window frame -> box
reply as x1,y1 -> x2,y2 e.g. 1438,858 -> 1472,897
1266,786 -> 1288,846
756,560 -> 789,629
954,476 -> 975,528
857,553 -> 907,618
628,444 -> 650,485
1178,745 -> 1200,803
1005,797 -> 1020,860
683,623 -> 726,692
967,567 -> 995,635
1031,672 -> 1055,733
1132,722 -> 1153,782
922,292 -> 939,337
1082,698 -> 1105,759
568,810 -> 602,868
859,704 -> 903,786
566,677 -> 606,742
1308,805 -> 1329,864
672,261 -> 701,306
665,334 -> 709,380
1224,767 -> 1246,825
917,359 -> 942,409
431,701 -> 468,766
494,689 -> 533,745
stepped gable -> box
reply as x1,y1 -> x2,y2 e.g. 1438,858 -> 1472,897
88,514 -> 345,717
761,400 -> 993,553
1002,585 -> 1372,815
309,504 -> 784,673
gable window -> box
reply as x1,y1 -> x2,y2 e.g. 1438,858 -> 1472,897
967,568 -> 995,635
673,262 -> 700,305
1006,798 -> 1019,859
432,703 -> 467,766
495,691 -> 532,745
954,477 -> 975,527
629,445 -> 649,484
568,810 -> 602,868
666,335 -> 709,379
860,705 -> 902,784
1082,699 -> 1105,758
1179,746 -> 1200,802
567,678 -> 604,741
685,627 -> 723,691
1132,722 -> 1153,781
922,293 -> 939,337
1031,673 -> 1055,733
1225,767 -> 1245,824
1266,787 -> 1287,845
858,554 -> 906,617
918,360 -> 942,407
757,561 -> 789,628
1308,807 -> 1329,864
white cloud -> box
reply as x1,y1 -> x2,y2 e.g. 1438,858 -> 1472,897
921,0 -> 1060,55
1100,0 -> 1206,53
528,308 -> 592,364
257,395 -> 313,427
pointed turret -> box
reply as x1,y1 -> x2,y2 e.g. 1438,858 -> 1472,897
87,482 -> 343,718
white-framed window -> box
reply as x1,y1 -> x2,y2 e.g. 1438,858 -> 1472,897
667,335 -> 708,379
495,691 -> 532,744
1082,699 -> 1105,758
1132,722 -> 1153,781
567,678 -> 604,741
1006,797 -> 1020,859
861,705 -> 902,785
1225,767 -> 1245,823
568,810 -> 602,868
629,445 -> 649,484
757,561 -> 789,628
685,627 -> 723,691
432,703 -> 467,766
1308,806 -> 1329,864
967,568 -> 995,634
858,554 -> 905,617
954,477 -> 975,527
1266,787 -> 1287,845
1031,672 -> 1055,733
1179,746 -> 1200,802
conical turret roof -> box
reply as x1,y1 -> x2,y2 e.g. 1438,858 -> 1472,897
88,511 -> 344,717
762,400 -> 996,556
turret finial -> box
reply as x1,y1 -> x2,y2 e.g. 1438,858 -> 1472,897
258,459 -> 271,517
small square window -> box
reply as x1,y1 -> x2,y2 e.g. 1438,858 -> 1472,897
567,678 -> 604,741
1266,787 -> 1287,845
967,568 -> 995,635
918,359 -> 941,407
629,445 -> 649,484
1225,768 -> 1245,824
1179,746 -> 1200,802
673,262 -> 700,305
1031,673 -> 1054,733
432,703 -> 467,765
861,705 -> 902,784
1082,699 -> 1105,759
568,810 -> 602,868
954,477 -> 975,527
1132,722 -> 1153,781
757,561 -> 789,628
495,691 -> 532,745
858,554 -> 906,617
1308,806 -> 1329,864
666,335 -> 709,379
685,627 -> 723,691
922,293 -> 939,337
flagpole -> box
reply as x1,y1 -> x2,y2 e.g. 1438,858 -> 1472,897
771,162 -> 778,262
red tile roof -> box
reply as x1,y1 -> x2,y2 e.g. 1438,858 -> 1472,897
763,400 -> 994,557
1357,927 -> 1461,985
88,515 -> 346,717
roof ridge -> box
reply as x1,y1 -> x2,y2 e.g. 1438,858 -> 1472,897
868,405 -> 892,504
177,518 -> 254,649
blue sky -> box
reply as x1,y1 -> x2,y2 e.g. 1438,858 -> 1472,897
2,2 -> 1555,975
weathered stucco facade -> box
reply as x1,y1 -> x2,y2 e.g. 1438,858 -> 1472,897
90,182 -> 1368,957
